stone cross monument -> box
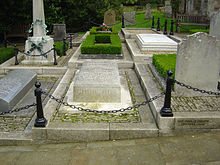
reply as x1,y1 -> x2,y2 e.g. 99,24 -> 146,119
23,0 -> 54,64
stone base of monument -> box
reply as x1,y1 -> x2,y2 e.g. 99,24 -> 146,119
59,61 -> 132,113
79,53 -> 123,59
136,34 -> 177,52
22,36 -> 54,65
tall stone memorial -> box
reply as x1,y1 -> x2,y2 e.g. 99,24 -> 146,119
124,12 -> 136,26
210,9 -> 220,40
23,0 -> 54,64
164,0 -> 172,18
175,32 -> 220,96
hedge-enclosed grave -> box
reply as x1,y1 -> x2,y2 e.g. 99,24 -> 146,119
90,26 -> 118,35
81,34 -> 122,54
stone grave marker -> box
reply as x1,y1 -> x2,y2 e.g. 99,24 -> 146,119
23,0 -> 54,65
73,61 -> 121,103
124,12 -> 136,26
104,10 -> 116,26
145,3 -> 152,19
53,24 -> 66,41
0,70 -> 37,112
210,9 -> 220,40
165,0 -> 172,17
175,32 -> 220,96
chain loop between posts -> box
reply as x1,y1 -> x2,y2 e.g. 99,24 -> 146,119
0,103 -> 36,115
41,90 -> 165,114
174,80 -> 220,96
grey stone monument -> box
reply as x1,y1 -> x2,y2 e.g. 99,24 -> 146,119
23,0 -> 54,65
124,12 -> 136,26
210,9 -> 220,40
175,32 -> 220,96
164,0 -> 172,18
0,70 -> 37,112
145,3 -> 152,19
73,61 -> 121,103
104,10 -> 116,26
53,24 -> 66,41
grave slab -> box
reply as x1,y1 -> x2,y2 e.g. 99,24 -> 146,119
136,34 -> 177,52
73,61 -> 121,103
0,70 -> 37,112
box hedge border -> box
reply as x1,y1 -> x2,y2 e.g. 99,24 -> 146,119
81,34 -> 122,54
90,26 -> 118,34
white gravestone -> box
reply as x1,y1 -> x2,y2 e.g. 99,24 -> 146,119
175,32 -> 220,96
23,0 -> 54,65
73,61 -> 121,103
210,9 -> 220,40
0,70 -> 37,112
136,34 -> 177,52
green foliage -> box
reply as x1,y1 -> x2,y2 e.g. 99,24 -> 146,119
95,34 -> 111,43
152,54 -> 176,79
81,34 -> 122,54
90,27 -> 118,34
0,48 -> 14,64
122,0 -> 138,5
189,29 -> 209,34
54,41 -> 69,56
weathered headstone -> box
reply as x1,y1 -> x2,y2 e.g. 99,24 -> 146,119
164,0 -> 172,17
145,3 -> 152,19
104,10 -> 116,26
124,12 -> 136,26
73,61 -> 121,103
210,9 -> 220,40
53,24 -> 66,41
23,0 -> 54,64
0,70 -> 37,112
175,32 -> 220,96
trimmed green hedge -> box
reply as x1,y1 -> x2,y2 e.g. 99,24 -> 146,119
0,47 -> 14,64
90,26 -> 118,34
152,54 -> 176,79
54,41 -> 69,56
189,29 -> 209,34
81,34 -> 122,54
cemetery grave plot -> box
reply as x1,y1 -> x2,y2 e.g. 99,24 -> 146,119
52,68 -> 145,123
80,34 -> 122,59
0,76 -> 59,132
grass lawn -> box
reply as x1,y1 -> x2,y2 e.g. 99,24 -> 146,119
0,47 -> 14,64
152,54 -> 176,79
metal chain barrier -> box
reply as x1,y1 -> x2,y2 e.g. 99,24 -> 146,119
17,47 -> 54,57
0,103 -> 36,115
41,90 -> 165,114
175,80 -> 220,96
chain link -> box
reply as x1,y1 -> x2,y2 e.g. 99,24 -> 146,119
0,103 -> 36,115
42,90 -> 164,114
175,80 -> 220,96
17,48 -> 55,57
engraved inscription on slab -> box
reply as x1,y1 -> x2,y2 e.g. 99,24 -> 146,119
0,70 -> 37,112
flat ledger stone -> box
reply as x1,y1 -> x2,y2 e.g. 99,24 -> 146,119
136,34 -> 177,51
73,61 -> 121,103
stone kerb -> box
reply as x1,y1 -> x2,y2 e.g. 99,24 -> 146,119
210,9 -> 220,40
175,32 -> 220,97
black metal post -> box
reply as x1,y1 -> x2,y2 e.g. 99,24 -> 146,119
63,38 -> 66,56
53,44 -> 57,65
175,20 -> 178,33
34,82 -> 47,127
14,44 -> 19,65
163,19 -> 167,35
122,15 -> 125,28
157,18 -> 160,31
160,70 -> 174,117
69,34 -> 73,49
170,19 -> 174,35
151,16 -> 154,29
